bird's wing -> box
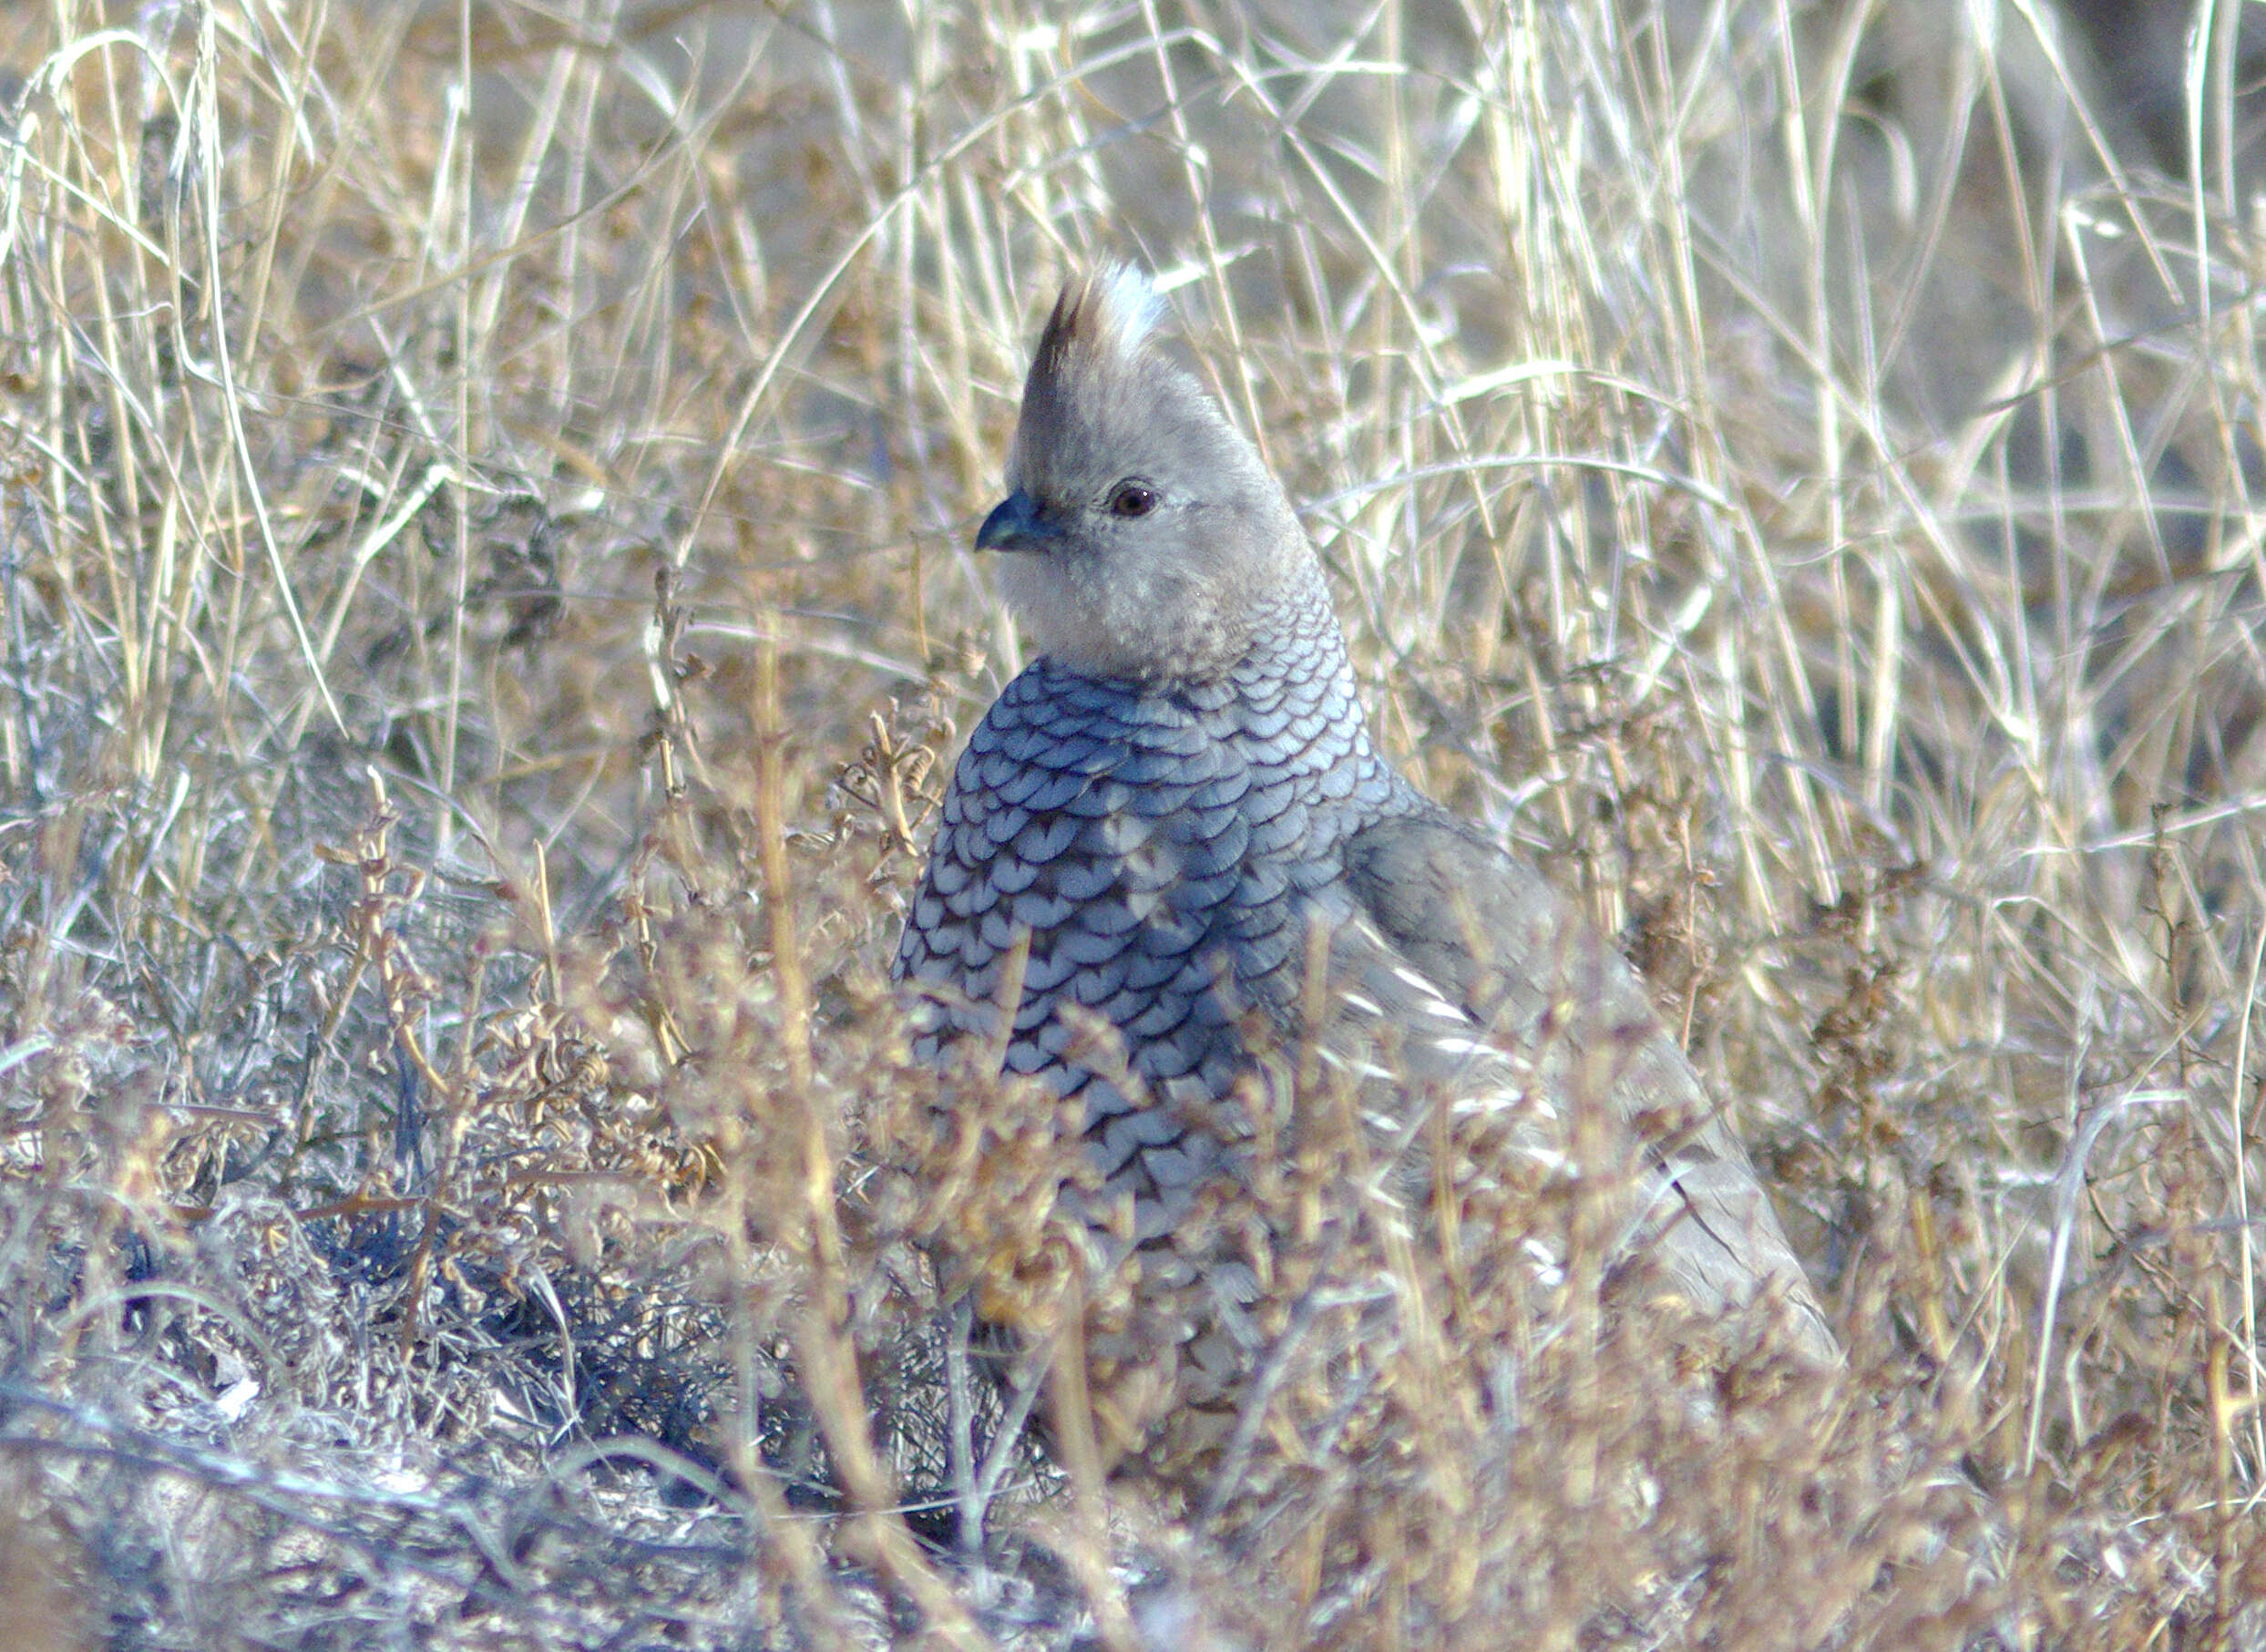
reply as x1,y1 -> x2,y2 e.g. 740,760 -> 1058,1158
1335,809 -> 1835,1359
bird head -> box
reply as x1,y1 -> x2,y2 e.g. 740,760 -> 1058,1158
978,264 -> 1310,684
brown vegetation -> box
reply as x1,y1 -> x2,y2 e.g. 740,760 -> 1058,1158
1,1 -> 2261,1645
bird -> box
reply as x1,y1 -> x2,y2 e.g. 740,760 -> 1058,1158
893,264 -> 1835,1465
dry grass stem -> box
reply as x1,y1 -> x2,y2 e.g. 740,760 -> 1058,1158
0,0 -> 2261,1645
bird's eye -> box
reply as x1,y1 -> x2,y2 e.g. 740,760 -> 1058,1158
1106,481 -> 1158,518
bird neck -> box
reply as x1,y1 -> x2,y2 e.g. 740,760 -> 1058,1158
1228,553 -> 1359,690
1041,552 -> 1371,742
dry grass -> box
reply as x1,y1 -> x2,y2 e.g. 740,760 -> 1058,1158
1,0 -> 2262,1645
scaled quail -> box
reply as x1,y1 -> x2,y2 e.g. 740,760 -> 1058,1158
895,266 -> 1836,1455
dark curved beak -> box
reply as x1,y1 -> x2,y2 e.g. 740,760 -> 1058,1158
975,488 -> 1057,553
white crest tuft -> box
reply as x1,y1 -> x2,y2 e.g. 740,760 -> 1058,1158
1085,262 -> 1164,358
1036,262 -> 1165,378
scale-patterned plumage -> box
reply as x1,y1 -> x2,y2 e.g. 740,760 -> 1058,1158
895,267 -> 1834,1433
900,554 -> 1426,1241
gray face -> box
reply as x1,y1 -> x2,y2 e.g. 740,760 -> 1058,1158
979,270 -> 1309,684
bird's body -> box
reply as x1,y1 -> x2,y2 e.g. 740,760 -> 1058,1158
897,554 -> 1425,1241
895,267 -> 1832,1455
